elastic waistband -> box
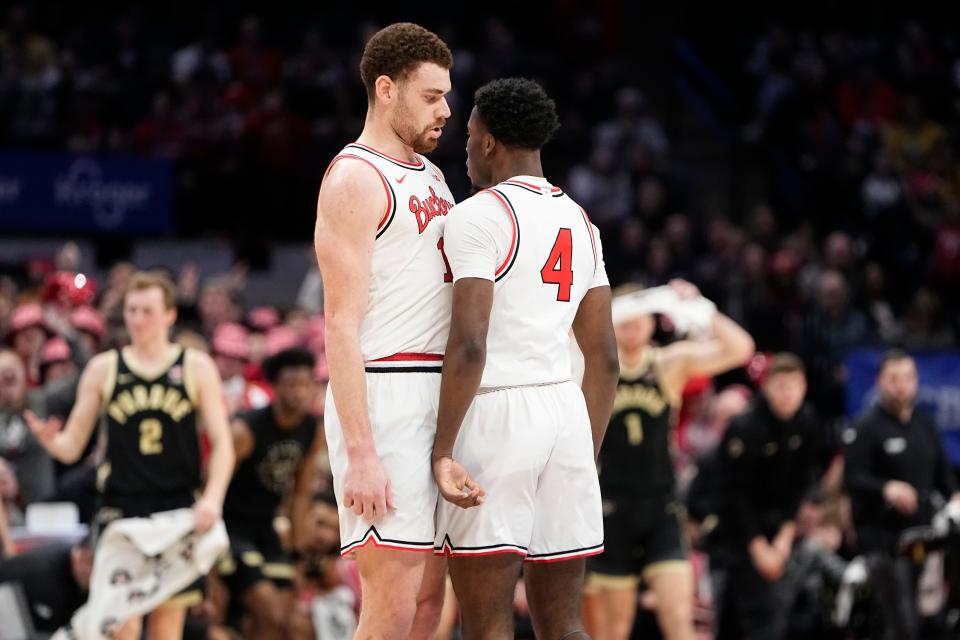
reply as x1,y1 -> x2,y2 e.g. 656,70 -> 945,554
477,379 -> 569,394
365,352 -> 443,373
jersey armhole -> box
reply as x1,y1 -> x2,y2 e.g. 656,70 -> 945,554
324,154 -> 397,238
182,348 -> 200,405
100,350 -> 119,410
651,348 -> 681,409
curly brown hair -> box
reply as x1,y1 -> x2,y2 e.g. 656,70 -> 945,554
360,23 -> 453,99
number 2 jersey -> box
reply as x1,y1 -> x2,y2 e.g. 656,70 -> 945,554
443,175 -> 608,388
324,143 -> 457,363
98,346 -> 201,498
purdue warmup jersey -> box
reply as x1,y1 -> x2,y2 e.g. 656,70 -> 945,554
443,175 -> 608,388
100,347 -> 201,497
597,347 -> 676,496
223,406 -> 318,522
324,143 -> 456,363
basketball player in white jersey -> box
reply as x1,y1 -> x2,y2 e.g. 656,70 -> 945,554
432,78 -> 620,639
313,23 -> 455,640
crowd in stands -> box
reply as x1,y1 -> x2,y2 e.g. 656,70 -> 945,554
1,4 -> 960,638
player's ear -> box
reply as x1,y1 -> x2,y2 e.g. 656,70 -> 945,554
374,75 -> 395,104
483,132 -> 496,157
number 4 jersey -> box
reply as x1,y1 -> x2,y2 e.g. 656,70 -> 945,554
443,175 -> 608,388
99,346 -> 201,497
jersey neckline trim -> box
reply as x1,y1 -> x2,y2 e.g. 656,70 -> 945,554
345,143 -> 427,171
119,345 -> 184,383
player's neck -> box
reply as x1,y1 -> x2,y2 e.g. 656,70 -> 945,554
619,345 -> 649,369
272,403 -> 304,429
356,117 -> 419,164
129,338 -> 175,362
492,152 -> 543,186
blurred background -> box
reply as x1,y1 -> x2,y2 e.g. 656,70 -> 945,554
1,1 -> 959,638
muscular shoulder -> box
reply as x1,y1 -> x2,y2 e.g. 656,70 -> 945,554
320,159 -> 386,208
184,348 -> 219,385
318,158 -> 387,224
83,350 -> 117,382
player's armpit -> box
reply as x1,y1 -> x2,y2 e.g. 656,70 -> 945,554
571,285 -> 619,459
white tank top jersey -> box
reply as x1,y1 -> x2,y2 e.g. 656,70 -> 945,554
443,175 -> 609,388
324,143 -> 457,365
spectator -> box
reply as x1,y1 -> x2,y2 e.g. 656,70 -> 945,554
843,350 -> 959,640
6,303 -> 49,388
713,353 -> 831,640
0,349 -> 54,513
0,537 -> 93,632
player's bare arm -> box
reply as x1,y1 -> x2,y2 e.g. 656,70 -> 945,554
231,418 -> 255,464
659,279 -> 756,402
190,349 -> 235,532
432,278 -> 490,509
572,286 -> 620,459
291,426 -> 324,551
25,351 -> 114,464
315,159 -> 394,523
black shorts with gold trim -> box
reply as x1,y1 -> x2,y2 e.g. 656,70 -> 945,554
92,491 -> 205,608
587,492 -> 688,589
219,519 -> 294,597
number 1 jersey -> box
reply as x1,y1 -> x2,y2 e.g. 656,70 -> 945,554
443,175 -> 608,388
324,143 -> 457,362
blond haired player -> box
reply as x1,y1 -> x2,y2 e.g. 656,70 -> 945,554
26,271 -> 234,640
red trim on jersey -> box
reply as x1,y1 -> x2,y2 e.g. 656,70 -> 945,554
482,189 -> 519,276
324,154 -> 394,231
579,206 -> 598,264
350,142 -> 424,168
371,353 -> 444,362
503,179 -> 562,193
524,547 -> 605,563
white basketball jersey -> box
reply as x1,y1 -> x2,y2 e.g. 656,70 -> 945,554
324,143 -> 456,363
443,175 -> 608,388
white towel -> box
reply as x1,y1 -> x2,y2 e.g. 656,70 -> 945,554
52,508 -> 228,640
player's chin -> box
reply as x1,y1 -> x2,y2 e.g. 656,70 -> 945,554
414,137 -> 439,154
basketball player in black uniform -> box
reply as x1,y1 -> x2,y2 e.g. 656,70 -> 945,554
26,271 -> 234,640
585,280 -> 754,640
219,347 -> 323,639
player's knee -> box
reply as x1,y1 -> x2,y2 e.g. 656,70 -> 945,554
364,595 -> 418,639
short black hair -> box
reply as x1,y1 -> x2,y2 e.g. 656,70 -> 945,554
262,347 -> 315,384
877,348 -> 913,375
474,78 -> 559,150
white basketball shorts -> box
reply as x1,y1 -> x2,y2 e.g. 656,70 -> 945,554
325,361 -> 441,556
435,380 -> 604,562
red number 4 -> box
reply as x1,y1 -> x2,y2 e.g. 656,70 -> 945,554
541,228 -> 573,301
437,238 -> 453,283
